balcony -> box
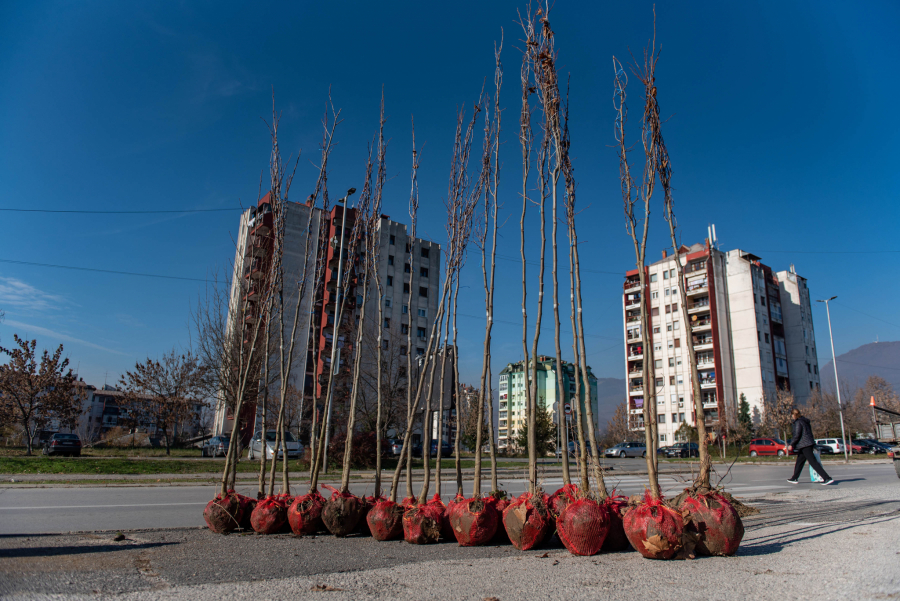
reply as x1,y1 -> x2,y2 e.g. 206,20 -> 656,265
626,331 -> 642,342
691,318 -> 712,332
699,377 -> 716,389
624,280 -> 641,293
685,280 -> 708,296
696,355 -> 715,369
688,298 -> 710,314
685,262 -> 707,276
625,298 -> 642,310
629,386 -> 644,396
625,314 -> 642,324
627,346 -> 644,360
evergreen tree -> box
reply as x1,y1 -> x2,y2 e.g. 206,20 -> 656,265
515,398 -> 556,457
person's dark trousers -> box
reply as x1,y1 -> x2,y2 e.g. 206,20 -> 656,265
790,446 -> 831,481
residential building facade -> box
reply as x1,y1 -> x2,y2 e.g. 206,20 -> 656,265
623,239 -> 820,444
498,356 -> 599,451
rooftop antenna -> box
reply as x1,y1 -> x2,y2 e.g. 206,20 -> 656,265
711,223 -> 718,249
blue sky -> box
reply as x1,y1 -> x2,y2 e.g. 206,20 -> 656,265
1,0 -> 898,395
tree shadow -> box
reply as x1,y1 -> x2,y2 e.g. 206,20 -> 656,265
0,541 -> 177,559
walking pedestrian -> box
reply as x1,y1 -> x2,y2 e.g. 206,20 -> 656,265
786,408 -> 834,485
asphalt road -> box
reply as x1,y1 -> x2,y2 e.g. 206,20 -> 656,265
0,462 -> 893,535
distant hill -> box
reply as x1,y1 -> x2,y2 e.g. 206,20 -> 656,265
595,377 -> 626,426
820,341 -> 900,393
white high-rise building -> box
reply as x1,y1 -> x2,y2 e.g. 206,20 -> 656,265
622,239 -> 820,444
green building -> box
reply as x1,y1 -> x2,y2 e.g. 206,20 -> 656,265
498,355 -> 599,451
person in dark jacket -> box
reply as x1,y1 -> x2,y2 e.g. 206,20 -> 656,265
787,408 -> 834,484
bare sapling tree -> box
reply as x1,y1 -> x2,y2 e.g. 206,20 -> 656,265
339,142 -> 376,495
517,10 -> 537,495
306,98 -> 341,481
0,336 -> 82,455
614,44 -> 661,498
416,101 -> 481,506
370,92 -> 388,499
649,70 -> 712,491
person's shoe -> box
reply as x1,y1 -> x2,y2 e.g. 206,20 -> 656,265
821,479 -> 835,485
786,478 -> 799,484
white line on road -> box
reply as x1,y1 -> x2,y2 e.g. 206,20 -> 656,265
0,502 -> 208,510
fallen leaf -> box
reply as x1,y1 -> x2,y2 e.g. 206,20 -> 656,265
536,552 -> 549,558
311,584 -> 343,592
483,597 -> 500,601
642,534 -> 670,555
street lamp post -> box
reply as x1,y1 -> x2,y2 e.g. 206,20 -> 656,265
322,188 -> 356,472
817,296 -> 849,461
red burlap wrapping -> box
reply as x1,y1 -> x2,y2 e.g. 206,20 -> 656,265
250,494 -> 290,535
491,495 -> 511,544
556,498 -> 610,556
356,496 -> 376,536
321,486 -> 364,537
425,494 -> 454,541
548,484 -> 579,518
236,494 -> 256,531
678,492 -> 744,556
601,494 -> 631,552
502,492 -> 552,551
203,491 -> 241,534
448,496 -> 499,546
367,499 -> 405,541
402,503 -> 443,544
622,493 -> 684,560
287,491 -> 326,536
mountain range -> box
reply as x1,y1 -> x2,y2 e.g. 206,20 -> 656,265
820,340 -> 900,394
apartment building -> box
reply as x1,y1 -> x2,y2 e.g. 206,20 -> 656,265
498,356 -> 599,450
623,239 -> 819,444
213,195 -> 441,445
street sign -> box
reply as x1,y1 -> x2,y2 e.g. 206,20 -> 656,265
564,403 -> 571,416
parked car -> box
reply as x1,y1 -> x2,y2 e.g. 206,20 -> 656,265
815,438 -> 845,455
604,441 -> 647,458
665,442 -> 699,458
814,443 -> 832,455
555,441 -> 577,458
201,435 -> 229,458
657,445 -> 674,456
871,441 -> 894,453
852,439 -> 886,454
42,433 -> 82,457
246,431 -> 304,460
387,439 -> 403,456
748,437 -> 791,457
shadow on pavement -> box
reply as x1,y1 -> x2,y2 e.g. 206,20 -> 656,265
0,541 -> 177,559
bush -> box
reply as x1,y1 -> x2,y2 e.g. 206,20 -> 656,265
327,431 -> 386,469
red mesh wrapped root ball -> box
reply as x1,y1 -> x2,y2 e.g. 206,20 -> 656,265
678,492 -> 744,556
601,495 -> 631,552
203,491 -> 241,534
448,497 -> 500,546
355,496 -> 376,536
367,499 -> 405,541
287,491 -> 326,536
556,498 -> 610,556
622,493 -> 684,560
402,503 -> 443,544
548,484 -> 579,518
425,494 -> 455,541
491,494 -> 511,544
236,494 -> 257,531
502,492 -> 552,551
250,494 -> 290,535
321,488 -> 365,537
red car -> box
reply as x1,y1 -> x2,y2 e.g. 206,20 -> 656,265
749,437 -> 794,457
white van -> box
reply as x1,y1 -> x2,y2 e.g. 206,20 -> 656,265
815,438 -> 844,454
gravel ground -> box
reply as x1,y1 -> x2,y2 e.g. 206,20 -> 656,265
1,480 -> 898,601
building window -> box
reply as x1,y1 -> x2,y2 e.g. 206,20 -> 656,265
677,375 -> 684,385
665,304 -> 670,314
668,358 -> 675,368
385,298 -> 392,307
650,274 -> 658,282
660,434 -> 667,442
679,412 -> 685,422
403,283 -> 410,293
417,347 -> 425,356
401,324 -> 408,334
669,376 -> 675,385
384,318 -> 390,328
653,326 -> 660,334
657,414 -> 666,424
814,365 -> 818,374
665,288 -> 670,296
356,294 -> 364,305
419,286 -> 428,298
663,271 -> 669,280
420,267 -> 429,278
382,339 -> 389,350
674,338 -> 681,348
672,413 -> 678,423
654,343 -> 662,352
667,324 -> 673,332
651,307 -> 659,317
671,303 -> 678,312
390,235 -> 395,245
417,327 -> 427,338
761,296 -> 766,306
405,243 -> 410,253
387,276 -> 393,286
655,378 -> 663,387
418,308 -> 427,317
651,291 -> 659,299
402,305 -> 408,314
668,340 -> 674,350
421,248 -> 430,258
764,333 -> 770,343
673,321 -> 679,330
388,255 -> 394,266
400,345 -> 407,354
654,359 -> 662,369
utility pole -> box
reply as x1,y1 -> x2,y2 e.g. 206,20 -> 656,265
817,296 -> 849,461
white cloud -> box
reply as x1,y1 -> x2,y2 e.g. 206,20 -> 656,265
2,319 -> 127,356
0,277 -> 66,312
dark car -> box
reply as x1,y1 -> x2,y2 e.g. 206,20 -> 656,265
657,445 -> 674,456
852,439 -> 886,454
387,439 -> 403,456
665,442 -> 699,458
42,433 -> 82,457
201,435 -> 229,458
